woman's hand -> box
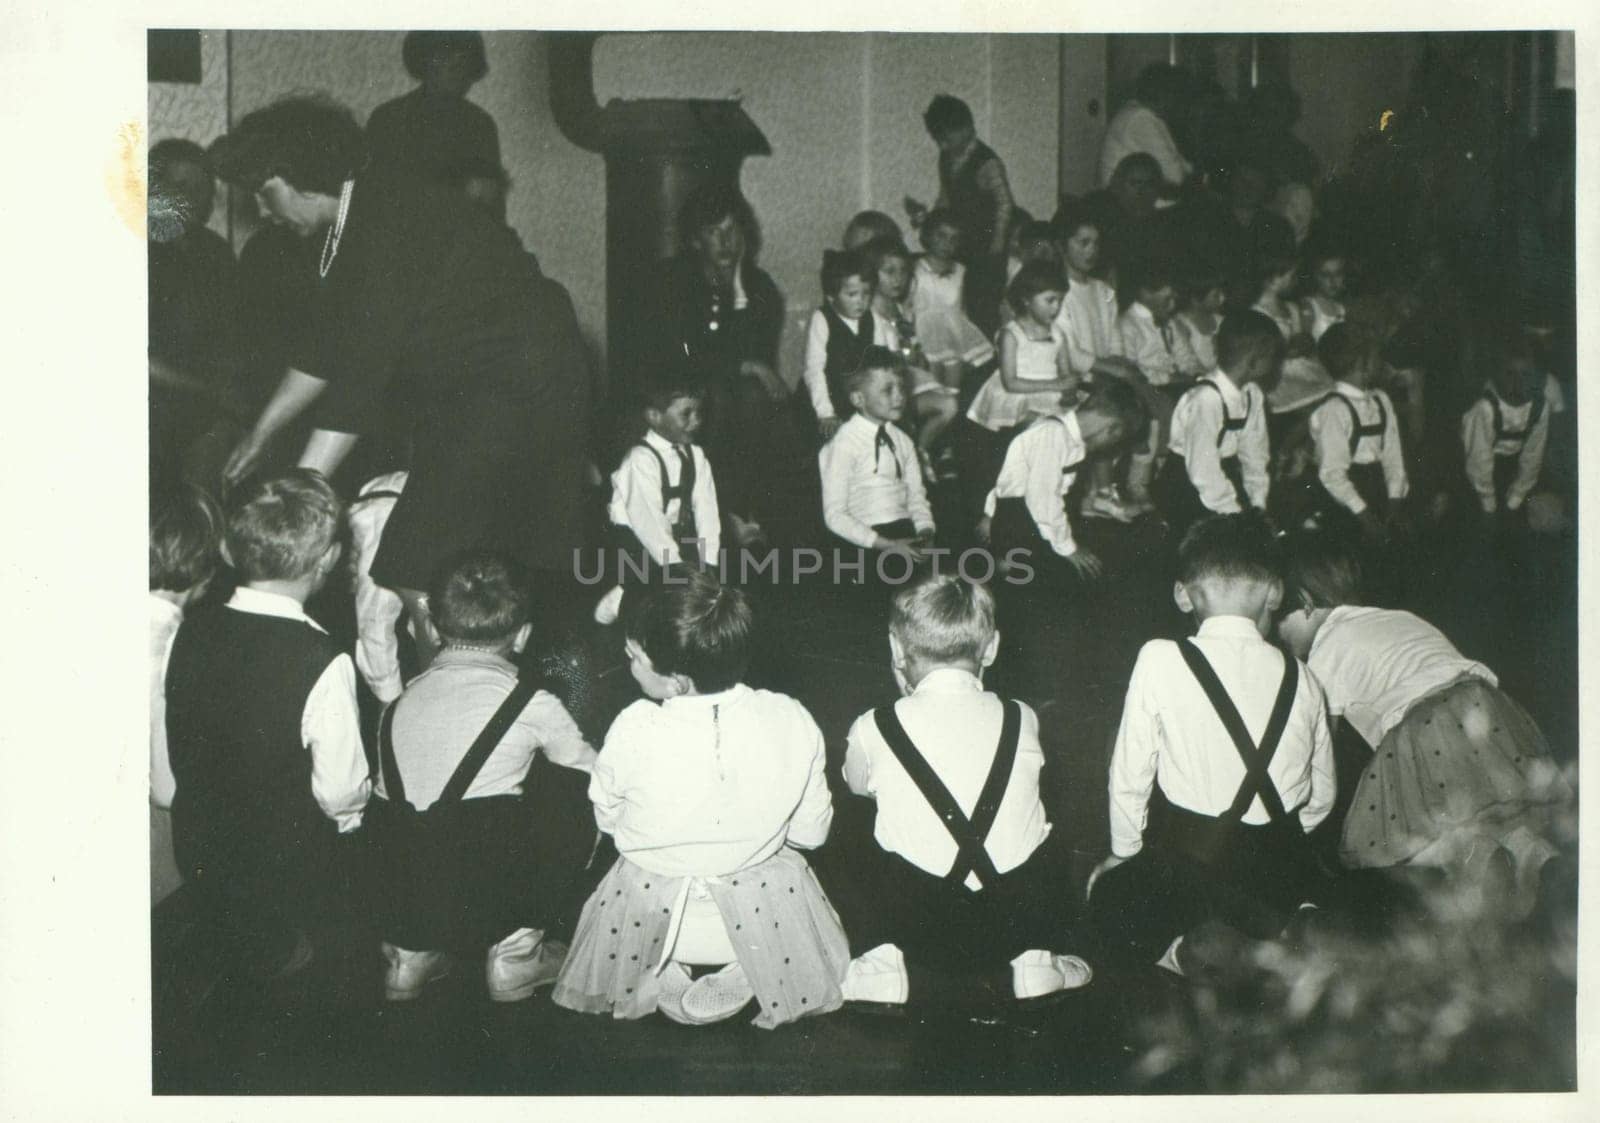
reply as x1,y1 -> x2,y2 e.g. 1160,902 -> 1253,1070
223,428 -> 271,488
817,416 -> 843,442
740,360 -> 788,402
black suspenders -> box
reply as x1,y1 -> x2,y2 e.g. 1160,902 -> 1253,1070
1485,390 -> 1543,450
1174,641 -> 1300,826
640,443 -> 696,539
1320,393 -> 1387,456
871,699 -> 1023,889
378,673 -> 541,811
1194,380 -> 1248,448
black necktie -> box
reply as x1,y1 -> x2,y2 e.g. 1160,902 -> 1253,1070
875,426 -> 903,479
675,445 -> 696,499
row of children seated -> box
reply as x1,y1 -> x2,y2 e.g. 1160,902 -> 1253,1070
152,469 -> 1571,1025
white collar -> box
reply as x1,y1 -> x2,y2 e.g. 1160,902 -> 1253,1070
1209,368 -> 1243,396
662,683 -> 750,709
1334,381 -> 1370,400
1196,615 -> 1265,641
644,428 -> 691,454
227,586 -> 327,634
911,667 -> 984,694
149,593 -> 184,624
1127,302 -> 1157,325
845,411 -> 897,440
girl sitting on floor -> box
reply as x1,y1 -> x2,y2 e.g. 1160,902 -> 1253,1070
553,571 -> 850,1028
1276,532 -> 1572,915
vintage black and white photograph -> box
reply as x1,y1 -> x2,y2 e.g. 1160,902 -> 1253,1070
36,10 -> 1594,1108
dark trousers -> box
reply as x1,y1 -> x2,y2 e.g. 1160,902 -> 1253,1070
818,826 -> 1080,980
1153,453 -> 1245,538
1089,793 -> 1323,966
364,759 -> 597,952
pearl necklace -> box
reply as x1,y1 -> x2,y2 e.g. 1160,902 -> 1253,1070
318,178 -> 355,279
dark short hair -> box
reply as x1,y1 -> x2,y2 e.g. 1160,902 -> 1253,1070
923,94 -> 974,138
1052,202 -> 1100,242
859,234 -> 911,277
402,30 -> 488,84
920,207 -> 961,239
1005,260 -> 1068,315
1015,219 -> 1055,247
428,550 -> 529,642
640,369 -> 704,415
1125,254 -> 1177,298
1111,152 -> 1163,183
1316,322 -> 1376,381
1178,512 -> 1281,587
890,573 -> 996,667
206,96 -> 367,195
1135,63 -> 1187,108
821,248 -> 873,298
843,345 -> 906,398
149,138 -> 208,175
1078,377 -> 1148,435
625,569 -> 753,693
843,210 -> 903,248
1180,260 -> 1228,303
225,469 -> 343,583
150,484 -> 222,592
680,184 -> 755,240
1215,309 -> 1286,374
1280,530 -> 1363,608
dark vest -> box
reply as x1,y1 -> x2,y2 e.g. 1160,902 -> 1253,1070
821,304 -> 876,418
941,140 -> 1003,261
165,605 -> 343,882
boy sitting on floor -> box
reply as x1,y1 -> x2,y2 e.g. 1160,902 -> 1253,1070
825,573 -> 1093,1008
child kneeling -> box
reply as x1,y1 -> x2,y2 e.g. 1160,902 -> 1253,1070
367,551 -> 599,1002
1089,514 -> 1335,974
553,572 -> 850,1028
826,574 -> 1093,1007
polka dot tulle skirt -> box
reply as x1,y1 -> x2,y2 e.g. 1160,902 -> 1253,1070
552,847 -> 850,1029
1340,677 -> 1572,870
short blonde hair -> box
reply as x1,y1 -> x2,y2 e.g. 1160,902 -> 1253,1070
890,573 -> 996,667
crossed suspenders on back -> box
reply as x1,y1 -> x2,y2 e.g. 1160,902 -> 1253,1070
1192,379 -> 1249,447
1175,640 -> 1301,827
1317,392 -> 1387,457
871,699 -> 1023,890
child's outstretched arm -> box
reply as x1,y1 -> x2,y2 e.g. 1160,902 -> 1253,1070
1106,647 -> 1162,861
304,656 -> 372,832
1377,390 -> 1410,502
1299,675 -> 1336,836
1240,387 -> 1272,511
800,309 -> 838,427
1508,404 -> 1552,512
1309,399 -> 1366,515
1460,402 -> 1500,513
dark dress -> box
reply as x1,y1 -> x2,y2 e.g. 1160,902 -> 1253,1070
148,225 -> 238,488
365,88 -> 501,183
940,139 -> 1009,336
294,174 -> 586,590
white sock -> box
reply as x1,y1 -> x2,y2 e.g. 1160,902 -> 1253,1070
841,943 -> 909,1004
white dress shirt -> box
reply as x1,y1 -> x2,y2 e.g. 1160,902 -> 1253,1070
1309,382 -> 1409,515
226,587 -> 372,832
1168,369 -> 1270,513
1119,301 -> 1204,387
348,470 -> 408,704
1098,101 -> 1192,188
844,668 -> 1050,890
984,410 -> 1087,558
1108,616 -> 1334,858
1055,275 -> 1124,377
1461,386 -> 1550,513
818,413 -> 934,547
378,648 -> 594,809
1174,311 -> 1219,372
609,429 -> 721,565
149,594 -> 184,809
590,684 -> 834,878
1308,606 -> 1496,750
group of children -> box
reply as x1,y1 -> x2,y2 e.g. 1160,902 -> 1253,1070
152,444 -> 1570,1027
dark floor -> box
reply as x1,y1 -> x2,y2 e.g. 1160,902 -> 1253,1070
152,510 -> 1579,1095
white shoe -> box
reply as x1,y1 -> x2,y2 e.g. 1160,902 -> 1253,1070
485,927 -> 566,1003
678,961 -> 755,1024
382,942 -> 451,1001
841,943 -> 910,1004
1011,949 -> 1093,999
1081,488 -> 1137,523
593,585 -> 624,626
655,962 -> 698,1024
